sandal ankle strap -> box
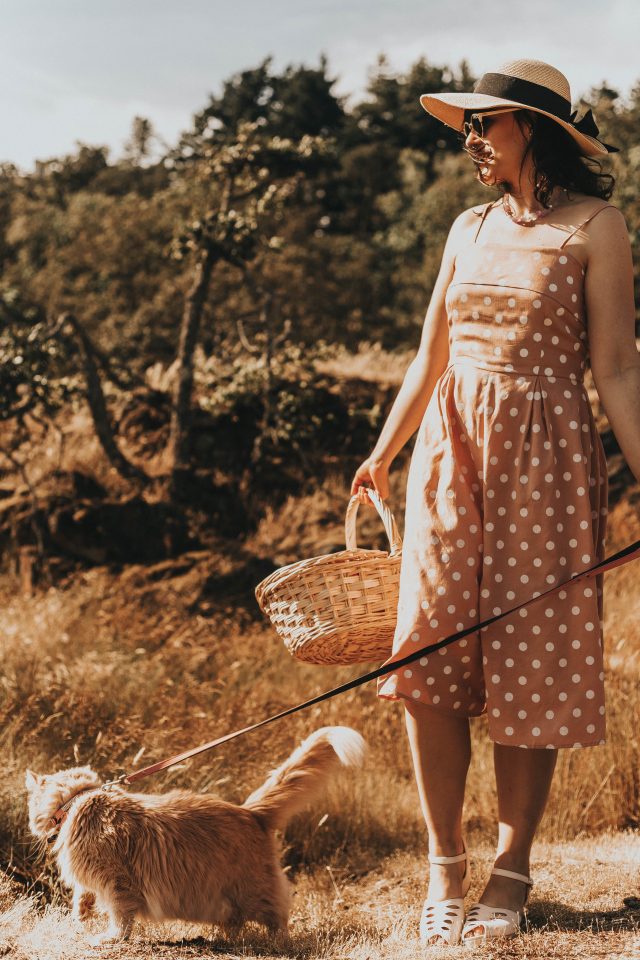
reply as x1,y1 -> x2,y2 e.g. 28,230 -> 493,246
429,850 -> 467,865
491,867 -> 533,885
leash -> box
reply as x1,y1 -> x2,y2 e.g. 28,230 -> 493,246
102,536 -> 640,791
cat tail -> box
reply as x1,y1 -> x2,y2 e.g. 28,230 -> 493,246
241,726 -> 366,831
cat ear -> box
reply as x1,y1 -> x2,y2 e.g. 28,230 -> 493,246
25,769 -> 43,790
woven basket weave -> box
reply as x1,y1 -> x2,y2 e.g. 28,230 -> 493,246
254,487 -> 403,665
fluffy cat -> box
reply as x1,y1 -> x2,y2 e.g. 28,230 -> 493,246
25,725 -> 366,945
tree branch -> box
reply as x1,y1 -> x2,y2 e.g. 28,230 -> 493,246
60,312 -> 148,484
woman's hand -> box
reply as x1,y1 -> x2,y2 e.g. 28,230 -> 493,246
350,455 -> 391,506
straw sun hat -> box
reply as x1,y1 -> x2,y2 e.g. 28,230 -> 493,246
419,58 -> 619,156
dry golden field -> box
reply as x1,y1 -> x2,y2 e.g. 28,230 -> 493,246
0,343 -> 639,957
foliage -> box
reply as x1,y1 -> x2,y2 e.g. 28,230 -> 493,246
0,289 -> 77,423
169,120 -> 334,266
1,53 -> 637,375
0,54 -> 637,531
193,338 -> 366,486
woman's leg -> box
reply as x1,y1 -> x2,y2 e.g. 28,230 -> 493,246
474,744 -> 558,912
403,701 -> 472,900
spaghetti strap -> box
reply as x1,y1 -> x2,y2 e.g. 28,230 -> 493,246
473,200 -> 499,243
559,203 -> 615,249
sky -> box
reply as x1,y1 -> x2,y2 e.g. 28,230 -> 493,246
2,0 -> 638,173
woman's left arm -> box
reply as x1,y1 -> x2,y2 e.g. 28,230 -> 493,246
585,205 -> 640,482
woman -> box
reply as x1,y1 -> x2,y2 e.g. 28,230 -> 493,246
350,59 -> 639,946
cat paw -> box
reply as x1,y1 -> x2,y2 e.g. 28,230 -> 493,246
77,892 -> 96,921
87,930 -> 128,947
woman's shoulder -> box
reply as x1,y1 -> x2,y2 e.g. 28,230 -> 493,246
559,193 -> 619,221
450,200 -> 494,232
466,199 -> 498,217
562,196 -> 627,268
448,201 -> 498,246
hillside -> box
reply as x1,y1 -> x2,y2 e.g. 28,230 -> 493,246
0,344 -> 639,958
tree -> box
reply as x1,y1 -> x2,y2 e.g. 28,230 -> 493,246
348,55 -> 477,177
185,54 -> 347,148
165,120 -> 334,494
121,116 -> 170,167
31,144 -> 110,207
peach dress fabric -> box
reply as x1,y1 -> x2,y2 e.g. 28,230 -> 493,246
377,199 -> 611,749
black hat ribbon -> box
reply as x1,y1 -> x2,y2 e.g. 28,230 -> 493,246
569,107 -> 619,153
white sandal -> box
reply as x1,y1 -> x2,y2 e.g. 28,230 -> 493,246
419,847 -> 471,947
461,867 -> 533,944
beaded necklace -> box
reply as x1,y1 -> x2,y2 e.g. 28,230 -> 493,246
501,188 -> 568,226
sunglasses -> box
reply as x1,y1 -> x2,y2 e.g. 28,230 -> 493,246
462,107 -> 519,139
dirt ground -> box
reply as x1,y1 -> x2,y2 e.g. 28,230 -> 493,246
2,832 -> 638,960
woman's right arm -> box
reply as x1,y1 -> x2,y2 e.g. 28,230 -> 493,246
351,208 -> 474,501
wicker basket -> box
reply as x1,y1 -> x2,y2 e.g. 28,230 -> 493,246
254,487 -> 403,665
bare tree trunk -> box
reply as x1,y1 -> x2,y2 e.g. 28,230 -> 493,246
61,312 -> 148,484
166,247 -> 217,489
167,180 -> 232,493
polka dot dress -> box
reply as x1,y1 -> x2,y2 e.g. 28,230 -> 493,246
377,200 -> 611,749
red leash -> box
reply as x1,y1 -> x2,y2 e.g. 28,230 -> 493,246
103,537 -> 640,791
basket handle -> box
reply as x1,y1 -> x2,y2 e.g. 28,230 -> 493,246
345,486 -> 403,556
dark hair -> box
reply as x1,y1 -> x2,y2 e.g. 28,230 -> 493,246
514,110 -> 615,206
461,108 -> 615,206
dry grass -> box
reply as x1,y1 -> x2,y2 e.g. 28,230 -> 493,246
314,340 -> 413,386
1,343 -> 639,957
0,492 -> 638,896
2,834 -> 638,959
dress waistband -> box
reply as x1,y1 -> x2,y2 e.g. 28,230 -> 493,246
448,358 -> 585,383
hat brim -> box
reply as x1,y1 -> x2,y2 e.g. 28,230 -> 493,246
419,92 -> 609,157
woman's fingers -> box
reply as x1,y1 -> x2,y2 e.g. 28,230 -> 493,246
351,458 -> 390,503
368,462 -> 390,500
